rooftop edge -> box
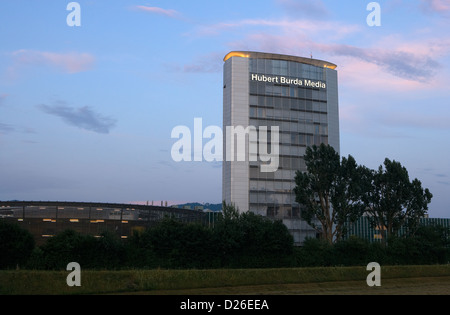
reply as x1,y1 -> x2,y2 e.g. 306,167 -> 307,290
223,51 -> 337,70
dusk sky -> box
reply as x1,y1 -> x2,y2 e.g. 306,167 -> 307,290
1,0 -> 449,218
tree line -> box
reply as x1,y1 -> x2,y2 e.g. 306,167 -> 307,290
1,209 -> 449,270
294,144 -> 433,244
0,208 -> 295,270
0,144 -> 447,270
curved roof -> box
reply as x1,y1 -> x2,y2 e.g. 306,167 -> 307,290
0,200 -> 204,214
223,51 -> 337,70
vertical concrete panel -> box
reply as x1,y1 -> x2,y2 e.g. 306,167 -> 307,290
222,57 -> 250,213
326,68 -> 340,155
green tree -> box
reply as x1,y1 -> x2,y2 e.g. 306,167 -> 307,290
221,200 -> 240,220
386,225 -> 450,265
294,144 -> 367,244
331,156 -> 370,241
214,203 -> 245,266
332,236 -> 371,266
134,218 -> 218,269
295,237 -> 333,267
39,229 -> 126,270
39,229 -> 84,270
0,220 -> 35,269
215,203 -> 294,268
363,158 -> 433,243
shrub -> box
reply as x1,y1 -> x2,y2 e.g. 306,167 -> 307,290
332,236 -> 371,266
0,220 -> 35,269
295,238 -> 333,267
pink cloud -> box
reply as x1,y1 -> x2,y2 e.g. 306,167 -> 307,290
421,0 -> 450,15
0,93 -> 7,105
276,0 -> 329,18
194,18 -> 361,39
133,5 -> 180,18
229,28 -> 449,85
167,52 -> 224,73
338,58 -> 427,92
10,50 -> 95,74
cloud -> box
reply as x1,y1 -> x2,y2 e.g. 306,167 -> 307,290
0,169 -> 78,195
0,122 -> 15,135
195,12 -> 448,83
230,30 -> 445,82
339,93 -> 450,138
167,52 -> 224,73
133,5 -> 180,18
378,109 -> 450,131
9,50 -> 95,74
322,43 -> 440,82
0,94 -> 7,106
276,0 -> 329,19
193,18 -> 360,38
0,121 -> 37,137
420,0 -> 450,17
38,101 -> 116,134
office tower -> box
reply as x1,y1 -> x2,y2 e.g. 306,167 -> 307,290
222,51 -> 340,244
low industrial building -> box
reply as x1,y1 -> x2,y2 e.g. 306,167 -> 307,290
0,201 -> 208,245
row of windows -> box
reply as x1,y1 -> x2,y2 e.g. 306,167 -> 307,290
249,119 -> 328,134
248,130 -> 328,146
249,192 -> 296,205
250,159 -> 307,178
249,205 -> 302,219
250,81 -> 327,100
251,144 -> 307,157
250,107 -> 328,125
250,169 -> 299,181
250,95 -> 328,112
248,123 -> 328,136
0,206 -> 194,221
250,179 -> 295,191
3,206 -> 138,220
249,58 -> 326,81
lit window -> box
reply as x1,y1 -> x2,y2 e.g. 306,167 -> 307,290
90,219 -> 105,223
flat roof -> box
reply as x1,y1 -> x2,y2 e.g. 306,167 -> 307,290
223,51 -> 337,70
0,201 -> 204,214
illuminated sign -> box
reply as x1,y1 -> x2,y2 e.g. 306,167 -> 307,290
251,73 -> 326,89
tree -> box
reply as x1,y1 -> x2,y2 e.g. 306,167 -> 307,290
0,220 -> 35,269
363,158 -> 433,243
331,156 -> 370,241
215,202 -> 295,268
40,230 -> 84,270
221,200 -> 240,220
294,144 -> 367,244
133,217 -> 218,269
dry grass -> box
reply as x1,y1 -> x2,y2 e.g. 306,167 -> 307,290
1,265 -> 450,295
136,276 -> 450,295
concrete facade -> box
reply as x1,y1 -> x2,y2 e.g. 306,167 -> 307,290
222,51 -> 340,245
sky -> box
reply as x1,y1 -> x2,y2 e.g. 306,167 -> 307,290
0,0 -> 449,218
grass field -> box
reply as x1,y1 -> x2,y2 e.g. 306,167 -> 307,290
140,276 -> 450,295
1,265 -> 450,295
